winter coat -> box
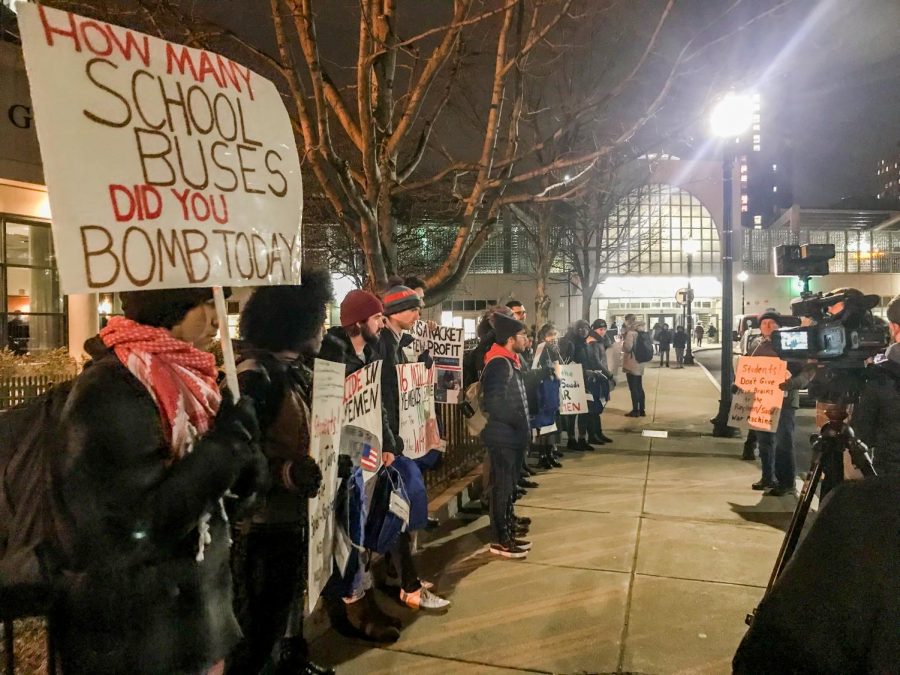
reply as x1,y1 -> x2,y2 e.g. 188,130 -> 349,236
377,327 -> 408,455
463,333 -> 493,387
852,343 -> 900,476
585,331 -> 613,380
747,337 -> 813,409
55,338 -> 259,675
658,329 -> 673,348
621,321 -> 646,376
235,346 -> 322,525
672,330 -> 688,349
480,345 -> 530,450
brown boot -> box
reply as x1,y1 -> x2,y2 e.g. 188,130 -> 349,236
344,595 -> 401,643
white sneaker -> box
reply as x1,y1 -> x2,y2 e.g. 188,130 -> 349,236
400,586 -> 450,610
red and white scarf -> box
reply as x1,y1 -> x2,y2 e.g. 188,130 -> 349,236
100,316 -> 221,460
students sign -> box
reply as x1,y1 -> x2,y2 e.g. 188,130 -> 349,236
18,5 -> 302,294
729,356 -> 789,431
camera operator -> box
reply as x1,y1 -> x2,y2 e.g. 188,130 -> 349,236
747,310 -> 816,496
850,293 -> 900,477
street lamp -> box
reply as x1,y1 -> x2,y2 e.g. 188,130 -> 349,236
710,91 -> 754,438
737,270 -> 749,314
682,238 -> 700,365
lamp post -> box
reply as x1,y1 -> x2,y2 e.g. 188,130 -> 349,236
737,270 -> 749,314
683,238 -> 700,365
710,91 -> 754,438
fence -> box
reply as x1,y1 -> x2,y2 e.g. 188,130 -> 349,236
0,375 -> 70,410
425,403 -> 484,493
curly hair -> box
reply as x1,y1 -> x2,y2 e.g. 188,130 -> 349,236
240,269 -> 334,352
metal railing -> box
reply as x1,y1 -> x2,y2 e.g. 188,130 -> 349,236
425,403 -> 484,493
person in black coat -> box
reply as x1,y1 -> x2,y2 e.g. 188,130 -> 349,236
227,273 -> 333,675
55,288 -> 266,675
481,313 -> 531,559
658,323 -> 673,367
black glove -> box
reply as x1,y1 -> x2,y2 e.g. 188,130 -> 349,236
418,349 -> 434,369
210,391 -> 261,467
289,454 -> 324,498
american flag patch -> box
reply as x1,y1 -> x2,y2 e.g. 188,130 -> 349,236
360,443 -> 379,472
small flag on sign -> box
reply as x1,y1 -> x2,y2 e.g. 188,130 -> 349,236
360,443 -> 379,472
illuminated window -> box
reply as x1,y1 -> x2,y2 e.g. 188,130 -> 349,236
773,186 -> 778,192
754,215 -> 762,225
772,164 -> 777,171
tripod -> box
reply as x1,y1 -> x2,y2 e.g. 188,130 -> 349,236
746,401 -> 877,626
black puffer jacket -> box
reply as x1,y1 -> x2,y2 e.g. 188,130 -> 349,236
480,346 -> 530,450
377,328 -> 406,455
852,345 -> 900,477
55,338 -> 261,675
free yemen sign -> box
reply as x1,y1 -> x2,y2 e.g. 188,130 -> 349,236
18,4 -> 302,294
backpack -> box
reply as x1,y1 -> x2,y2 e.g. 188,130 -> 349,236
0,379 -> 77,616
462,356 -> 512,437
633,331 -> 654,363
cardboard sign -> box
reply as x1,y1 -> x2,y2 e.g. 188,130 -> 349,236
397,362 -> 440,459
559,363 -> 588,415
410,321 -> 464,403
342,361 -> 382,483
18,5 -> 302,294
729,356 -> 788,431
306,359 -> 344,612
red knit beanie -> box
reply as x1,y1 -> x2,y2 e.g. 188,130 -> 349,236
341,290 -> 383,327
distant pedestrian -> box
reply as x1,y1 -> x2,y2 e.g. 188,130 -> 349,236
621,314 -> 647,417
707,324 -> 718,343
658,323 -> 672,367
651,322 -> 662,354
673,326 -> 687,368
694,323 -> 704,348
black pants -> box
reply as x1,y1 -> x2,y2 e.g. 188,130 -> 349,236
387,531 -> 420,593
561,413 -> 590,439
228,523 -> 307,675
487,444 -> 522,543
659,346 -> 670,366
626,373 -> 645,413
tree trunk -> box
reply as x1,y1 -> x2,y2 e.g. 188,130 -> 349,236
581,291 -> 594,322
535,274 -> 552,330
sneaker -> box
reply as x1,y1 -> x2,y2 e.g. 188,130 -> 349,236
514,538 -> 533,550
598,434 -> 613,443
549,456 -> 563,468
767,485 -> 797,497
752,480 -> 777,491
489,542 -> 529,558
518,478 -> 539,489
515,525 -> 530,537
400,586 -> 451,611
387,573 -> 434,591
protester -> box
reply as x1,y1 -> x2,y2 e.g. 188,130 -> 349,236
55,288 -> 266,675
533,323 -> 563,469
586,319 -> 615,444
851,293 -> 900,477
658,323 -> 672,368
672,325 -> 688,368
506,299 -> 527,324
481,313 -> 532,558
558,320 -> 596,450
621,314 -> 647,417
228,274 -> 333,675
651,321 -> 662,355
746,310 -> 815,496
317,290 -> 401,643
694,322 -> 704,348
377,282 -> 450,611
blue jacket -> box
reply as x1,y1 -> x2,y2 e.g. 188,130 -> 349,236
480,346 -> 530,449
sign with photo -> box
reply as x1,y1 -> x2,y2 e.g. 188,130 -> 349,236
18,4 -> 302,294
410,321 -> 464,403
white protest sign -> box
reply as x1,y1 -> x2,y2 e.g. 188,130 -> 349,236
342,361 -> 382,483
18,5 -> 302,294
410,321 -> 464,403
729,356 -> 788,431
307,359 -> 344,612
397,362 -> 439,459
559,363 -> 588,415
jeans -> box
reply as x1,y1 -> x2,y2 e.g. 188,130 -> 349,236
675,347 -> 685,366
487,444 -> 522,543
756,405 -> 797,488
659,346 -> 670,366
626,373 -> 645,413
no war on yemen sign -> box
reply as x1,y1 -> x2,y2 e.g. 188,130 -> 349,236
18,5 -> 302,294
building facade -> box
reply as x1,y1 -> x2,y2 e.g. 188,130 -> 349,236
876,143 -> 900,201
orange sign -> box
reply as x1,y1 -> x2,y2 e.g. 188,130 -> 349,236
729,356 -> 788,431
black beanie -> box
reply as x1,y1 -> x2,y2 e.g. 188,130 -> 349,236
493,312 -> 525,344
121,287 -> 230,329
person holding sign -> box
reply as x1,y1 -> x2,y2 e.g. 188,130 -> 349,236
747,311 -> 815,496
481,313 -> 533,559
228,272 -> 333,675
54,288 -> 267,675
376,283 -> 450,611
318,291 -> 402,644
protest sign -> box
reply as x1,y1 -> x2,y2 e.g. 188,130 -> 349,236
18,5 -> 302,295
729,356 -> 788,431
342,361 -> 383,483
397,362 -> 440,459
307,359 -> 344,612
559,363 -> 588,415
410,321 -> 464,403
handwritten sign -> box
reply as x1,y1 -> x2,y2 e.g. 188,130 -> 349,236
342,361 -> 382,483
410,321 -> 464,403
729,356 -> 788,431
18,5 -> 302,294
307,359 -> 344,612
397,362 -> 440,459
559,363 -> 588,415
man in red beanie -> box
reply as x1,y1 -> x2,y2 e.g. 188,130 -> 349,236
317,290 -> 403,643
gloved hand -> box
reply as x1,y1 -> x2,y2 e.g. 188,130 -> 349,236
418,349 -> 434,369
212,391 -> 261,459
290,454 -> 324,498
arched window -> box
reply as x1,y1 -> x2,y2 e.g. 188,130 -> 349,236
606,184 -> 719,275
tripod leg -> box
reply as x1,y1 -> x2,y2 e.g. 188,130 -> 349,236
846,435 -> 877,479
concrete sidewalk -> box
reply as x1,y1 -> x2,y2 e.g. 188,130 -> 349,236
308,364 -> 802,674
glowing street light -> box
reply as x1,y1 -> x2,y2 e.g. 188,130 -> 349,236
711,91 -> 754,438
